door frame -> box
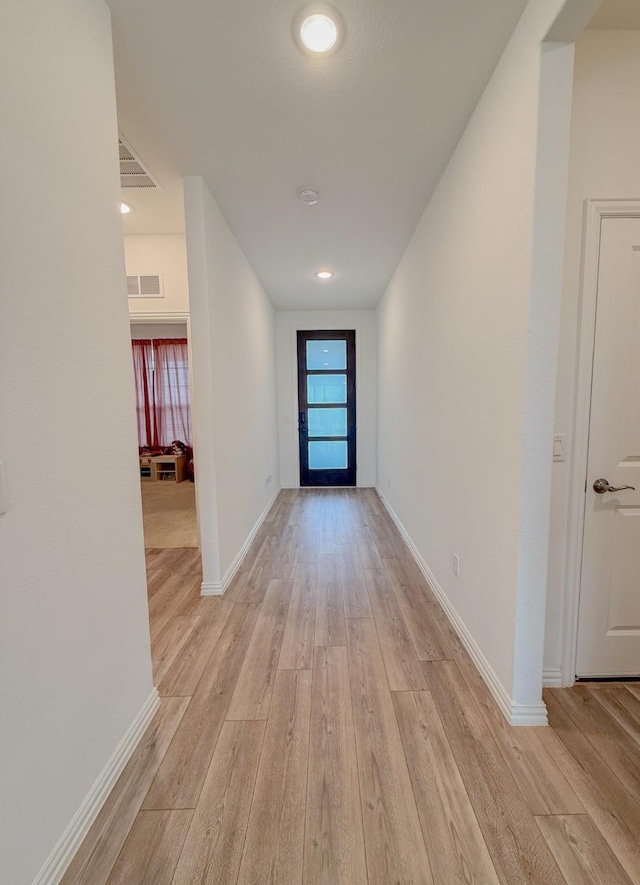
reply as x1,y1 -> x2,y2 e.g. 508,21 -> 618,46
288,321 -> 366,488
561,199 -> 640,686
297,329 -> 357,487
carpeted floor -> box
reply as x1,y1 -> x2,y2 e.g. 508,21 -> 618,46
141,480 -> 198,548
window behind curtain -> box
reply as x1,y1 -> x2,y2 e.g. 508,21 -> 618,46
131,338 -> 192,447
153,338 -> 191,446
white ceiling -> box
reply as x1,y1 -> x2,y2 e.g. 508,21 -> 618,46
587,0 -> 640,29
109,0 -> 529,309
121,180 -> 185,235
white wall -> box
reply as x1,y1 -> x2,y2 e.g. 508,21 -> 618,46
184,177 -> 279,587
126,234 -> 190,315
545,30 -> 640,679
276,310 -> 376,488
0,3 -> 154,883
376,0 -> 594,722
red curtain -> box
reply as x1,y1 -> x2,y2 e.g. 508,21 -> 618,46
131,339 -> 156,447
131,338 -> 192,447
153,338 -> 192,446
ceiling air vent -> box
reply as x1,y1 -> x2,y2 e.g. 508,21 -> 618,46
127,274 -> 164,298
119,136 -> 159,189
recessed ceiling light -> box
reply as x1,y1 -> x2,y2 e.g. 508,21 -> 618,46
120,201 -> 133,214
315,270 -> 333,279
322,349 -> 329,352
300,13 -> 338,53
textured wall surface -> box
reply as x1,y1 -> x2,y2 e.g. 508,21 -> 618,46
377,0 -> 577,711
0,2 -> 153,882
185,177 -> 279,583
126,234 -> 190,316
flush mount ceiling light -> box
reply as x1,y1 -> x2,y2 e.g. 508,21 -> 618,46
300,13 -> 337,52
120,201 -> 133,214
315,270 -> 333,279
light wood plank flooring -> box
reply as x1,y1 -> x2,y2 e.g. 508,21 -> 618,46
64,489 -> 640,884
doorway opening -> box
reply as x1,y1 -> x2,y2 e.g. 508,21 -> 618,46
130,319 -> 198,549
297,330 -> 356,486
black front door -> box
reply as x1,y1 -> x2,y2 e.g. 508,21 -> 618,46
297,330 -> 356,487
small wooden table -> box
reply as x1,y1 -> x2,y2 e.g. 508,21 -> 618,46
151,454 -> 187,483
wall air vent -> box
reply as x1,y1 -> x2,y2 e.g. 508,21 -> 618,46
119,136 -> 159,189
127,274 -> 164,298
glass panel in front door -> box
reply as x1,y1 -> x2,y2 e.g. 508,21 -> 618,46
308,408 -> 347,437
306,340 -> 346,370
308,441 -> 348,470
307,374 -> 347,403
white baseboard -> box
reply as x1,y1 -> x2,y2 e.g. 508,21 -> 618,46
280,481 -> 376,490
200,581 -> 225,595
509,702 -> 550,725
32,688 -> 160,885
375,488 -> 548,727
201,486 -> 281,596
542,667 -> 563,687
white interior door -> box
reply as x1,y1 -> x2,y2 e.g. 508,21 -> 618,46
577,215 -> 640,677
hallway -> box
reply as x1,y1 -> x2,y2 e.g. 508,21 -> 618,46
63,490 -> 640,884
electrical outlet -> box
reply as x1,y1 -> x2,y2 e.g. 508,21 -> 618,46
266,474 -> 273,483
453,553 -> 460,578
